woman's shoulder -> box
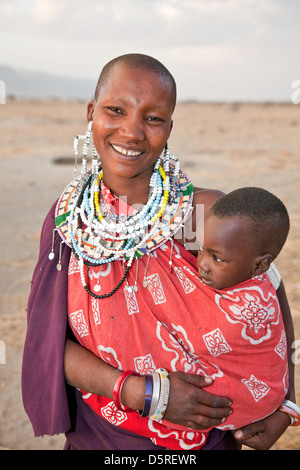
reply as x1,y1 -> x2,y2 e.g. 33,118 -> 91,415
193,187 -> 225,209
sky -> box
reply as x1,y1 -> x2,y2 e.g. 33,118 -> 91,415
0,0 -> 299,101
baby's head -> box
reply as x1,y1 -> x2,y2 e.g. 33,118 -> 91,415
197,187 -> 290,290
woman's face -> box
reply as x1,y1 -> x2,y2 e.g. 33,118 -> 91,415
87,65 -> 174,189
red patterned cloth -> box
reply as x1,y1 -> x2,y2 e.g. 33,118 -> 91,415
67,186 -> 288,450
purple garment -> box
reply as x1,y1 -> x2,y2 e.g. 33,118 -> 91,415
22,202 -> 241,450
22,201 -> 72,437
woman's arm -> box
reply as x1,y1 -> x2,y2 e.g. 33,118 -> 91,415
64,339 -> 232,430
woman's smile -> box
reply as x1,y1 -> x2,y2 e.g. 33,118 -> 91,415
110,143 -> 144,158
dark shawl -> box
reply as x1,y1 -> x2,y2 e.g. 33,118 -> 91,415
22,201 -> 73,437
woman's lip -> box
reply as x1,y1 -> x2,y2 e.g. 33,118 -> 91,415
111,143 -> 144,157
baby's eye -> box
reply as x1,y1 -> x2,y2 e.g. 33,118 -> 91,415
146,116 -> 164,123
213,255 -> 224,263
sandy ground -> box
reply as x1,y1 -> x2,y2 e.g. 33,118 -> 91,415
0,98 -> 299,450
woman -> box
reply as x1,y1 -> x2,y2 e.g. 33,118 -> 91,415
22,53 -> 296,450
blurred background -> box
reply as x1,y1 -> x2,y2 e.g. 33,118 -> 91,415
0,0 -> 299,102
0,0 -> 299,450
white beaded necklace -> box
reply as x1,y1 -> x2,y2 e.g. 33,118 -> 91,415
54,125 -> 193,299
67,146 -> 178,265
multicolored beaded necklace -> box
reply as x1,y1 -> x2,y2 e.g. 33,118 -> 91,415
53,125 -> 193,299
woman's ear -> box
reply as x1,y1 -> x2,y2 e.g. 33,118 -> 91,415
87,100 -> 95,122
253,253 -> 274,276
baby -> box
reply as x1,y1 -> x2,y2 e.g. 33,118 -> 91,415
195,186 -> 290,430
197,186 -> 289,290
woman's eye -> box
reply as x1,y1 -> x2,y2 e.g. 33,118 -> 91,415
105,106 -> 122,114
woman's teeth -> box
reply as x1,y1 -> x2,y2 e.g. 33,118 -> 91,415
112,145 -> 143,156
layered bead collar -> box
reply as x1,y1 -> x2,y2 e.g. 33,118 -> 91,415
53,147 -> 193,298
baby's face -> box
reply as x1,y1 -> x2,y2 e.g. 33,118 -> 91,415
196,213 -> 258,290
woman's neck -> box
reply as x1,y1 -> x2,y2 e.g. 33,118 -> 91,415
102,171 -> 152,207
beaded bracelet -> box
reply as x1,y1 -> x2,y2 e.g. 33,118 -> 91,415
149,368 -> 170,421
113,370 -> 139,412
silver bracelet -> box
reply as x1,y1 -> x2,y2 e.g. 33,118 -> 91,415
149,372 -> 160,416
149,368 -> 170,421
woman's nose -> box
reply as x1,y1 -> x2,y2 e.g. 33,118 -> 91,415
119,114 -> 145,142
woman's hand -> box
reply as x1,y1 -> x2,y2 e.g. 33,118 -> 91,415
65,341 -> 232,430
163,371 -> 232,430
232,410 -> 290,449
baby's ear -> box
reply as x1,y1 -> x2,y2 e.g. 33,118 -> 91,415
253,254 -> 274,276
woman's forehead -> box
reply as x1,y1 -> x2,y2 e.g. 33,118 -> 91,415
97,64 -> 176,110
102,65 -> 167,91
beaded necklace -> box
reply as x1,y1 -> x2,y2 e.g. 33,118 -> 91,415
54,146 -> 193,299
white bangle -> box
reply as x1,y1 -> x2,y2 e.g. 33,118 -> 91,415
279,399 -> 300,426
149,368 -> 170,421
282,399 -> 300,412
149,372 -> 160,416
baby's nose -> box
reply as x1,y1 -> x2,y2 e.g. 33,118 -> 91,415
197,253 -> 210,273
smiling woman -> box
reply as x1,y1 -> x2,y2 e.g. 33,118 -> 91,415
87,61 -> 175,203
22,53 -> 296,451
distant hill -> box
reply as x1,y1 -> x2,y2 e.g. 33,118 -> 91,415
0,65 -> 95,100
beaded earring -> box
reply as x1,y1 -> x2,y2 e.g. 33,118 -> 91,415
73,121 -> 99,178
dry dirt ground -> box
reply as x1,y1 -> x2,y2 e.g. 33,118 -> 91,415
0,99 -> 299,450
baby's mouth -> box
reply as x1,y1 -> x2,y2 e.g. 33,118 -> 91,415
198,271 -> 213,285
200,276 -> 212,285
111,144 -> 144,157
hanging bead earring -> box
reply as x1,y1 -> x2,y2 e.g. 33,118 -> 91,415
92,136 -> 100,174
73,120 -> 94,177
81,120 -> 93,177
73,133 -> 85,176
